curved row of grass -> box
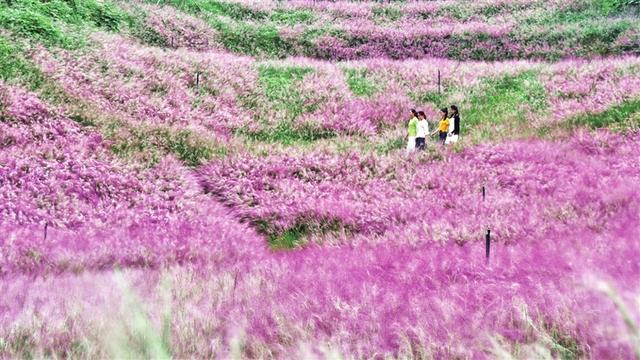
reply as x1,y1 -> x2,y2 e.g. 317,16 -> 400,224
137,0 -> 640,61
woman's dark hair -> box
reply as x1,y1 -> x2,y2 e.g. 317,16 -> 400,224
418,111 -> 426,119
440,107 -> 448,119
411,108 -> 418,117
450,105 -> 459,114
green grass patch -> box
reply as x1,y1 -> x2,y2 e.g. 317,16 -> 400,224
258,64 -> 313,119
436,5 -> 472,20
0,0 -> 127,47
463,70 -> 548,137
213,21 -> 293,58
595,0 -> 640,15
0,36 -> 46,89
110,126 -> 223,167
148,0 -> 315,57
63,100 -> 223,166
344,67 -> 380,97
269,226 -> 303,249
270,9 -> 315,25
527,1 -> 596,24
563,97 -> 640,129
249,64 -> 337,144
209,21 -> 325,58
259,65 -> 313,96
149,0 -> 267,20
238,122 -> 335,145
124,7 -> 170,48
577,20 -> 633,56
254,217 -> 352,249
409,89 -> 448,106
479,3 -> 510,17
528,0 -> 638,25
372,6 -> 402,22
375,136 -> 404,155
512,2 -> 638,59
543,323 -> 585,360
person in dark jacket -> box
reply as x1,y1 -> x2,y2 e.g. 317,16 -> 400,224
446,105 -> 460,145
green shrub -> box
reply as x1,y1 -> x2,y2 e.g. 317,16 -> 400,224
86,1 -> 124,30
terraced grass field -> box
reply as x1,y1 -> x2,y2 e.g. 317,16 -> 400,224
1,0 -> 640,358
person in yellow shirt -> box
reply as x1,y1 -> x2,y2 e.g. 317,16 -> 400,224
431,107 -> 449,145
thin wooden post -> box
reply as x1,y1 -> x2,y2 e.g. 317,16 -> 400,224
482,186 -> 489,263
437,69 -> 441,94
195,72 -> 201,89
44,222 -> 48,240
485,229 -> 491,262
232,270 -> 239,302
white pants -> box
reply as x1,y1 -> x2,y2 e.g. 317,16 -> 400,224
445,134 -> 459,145
406,136 -> 416,153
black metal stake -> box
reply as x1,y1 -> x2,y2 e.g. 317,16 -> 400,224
485,229 -> 491,262
482,186 -> 485,201
195,72 -> 201,89
44,222 -> 48,240
437,69 -> 441,94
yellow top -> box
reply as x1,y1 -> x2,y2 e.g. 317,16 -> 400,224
438,118 -> 450,132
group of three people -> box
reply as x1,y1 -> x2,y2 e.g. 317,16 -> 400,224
406,105 -> 460,152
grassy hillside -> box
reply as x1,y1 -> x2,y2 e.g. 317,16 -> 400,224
1,1 -> 640,359
137,0 -> 640,60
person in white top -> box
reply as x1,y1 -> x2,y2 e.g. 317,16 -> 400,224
415,111 -> 429,150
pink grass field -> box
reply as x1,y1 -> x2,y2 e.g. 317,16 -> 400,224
1,1 -> 640,358
2,83 -> 639,358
